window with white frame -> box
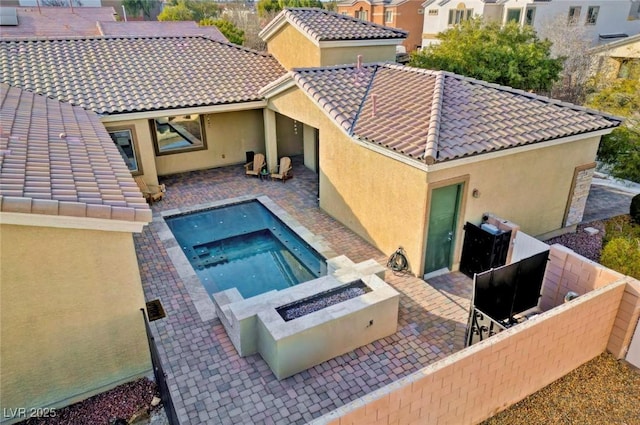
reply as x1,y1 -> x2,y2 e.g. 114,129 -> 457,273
505,8 -> 522,23
355,8 -> 368,20
568,6 -> 581,24
107,126 -> 142,175
448,8 -> 473,25
586,6 -> 599,25
524,6 -> 536,26
152,114 -> 207,155
385,10 -> 393,23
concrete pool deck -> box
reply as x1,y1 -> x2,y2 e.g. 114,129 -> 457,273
135,156 -> 473,424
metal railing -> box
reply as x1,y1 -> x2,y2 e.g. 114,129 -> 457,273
141,309 -> 180,425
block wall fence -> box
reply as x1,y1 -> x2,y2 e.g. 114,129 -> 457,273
311,245 -> 640,425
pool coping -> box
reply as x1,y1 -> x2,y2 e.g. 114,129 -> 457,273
155,195 -> 339,322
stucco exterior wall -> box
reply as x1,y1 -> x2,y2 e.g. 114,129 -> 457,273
0,224 -> 151,416
427,135 -> 601,259
155,110 -> 265,176
275,113 -> 304,158
105,109 -> 265,180
266,24 -> 321,69
320,44 -> 398,66
103,119 -> 160,185
269,87 -> 429,271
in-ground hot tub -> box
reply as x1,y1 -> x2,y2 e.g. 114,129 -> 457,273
213,256 -> 400,379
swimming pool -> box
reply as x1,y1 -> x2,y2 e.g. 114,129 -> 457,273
165,200 -> 327,299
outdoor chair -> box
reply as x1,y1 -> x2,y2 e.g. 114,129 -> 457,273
134,175 -> 166,205
271,156 -> 293,183
244,153 -> 266,177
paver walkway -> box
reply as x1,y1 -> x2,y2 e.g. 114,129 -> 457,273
135,156 -> 472,424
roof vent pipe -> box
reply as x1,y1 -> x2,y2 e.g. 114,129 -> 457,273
371,94 -> 378,117
357,54 -> 362,69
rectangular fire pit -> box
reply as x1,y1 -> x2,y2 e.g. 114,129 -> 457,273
213,257 -> 399,379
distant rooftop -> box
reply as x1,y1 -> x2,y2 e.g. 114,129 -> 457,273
0,36 -> 286,115
0,6 -> 116,38
260,7 -> 407,43
289,63 -> 621,164
0,83 -> 151,222
97,20 -> 227,42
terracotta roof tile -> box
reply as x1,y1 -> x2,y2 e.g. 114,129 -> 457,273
264,8 -> 407,42
0,7 -> 116,39
0,83 -> 150,222
97,21 -> 227,42
292,63 -> 622,164
0,36 -> 285,114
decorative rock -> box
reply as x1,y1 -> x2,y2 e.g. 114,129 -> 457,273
150,396 -> 162,407
584,227 -> 600,235
278,286 -> 367,321
128,407 -> 150,424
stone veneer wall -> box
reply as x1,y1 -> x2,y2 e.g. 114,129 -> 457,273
310,246 -> 640,425
564,163 -> 596,227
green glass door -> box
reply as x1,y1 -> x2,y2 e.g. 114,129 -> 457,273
424,184 -> 462,274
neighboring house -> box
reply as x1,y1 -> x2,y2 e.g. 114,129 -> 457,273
96,20 -> 227,41
0,7 -> 623,416
421,0 -> 640,47
590,33 -> 640,80
0,6 -> 227,42
337,0 -> 425,52
0,84 -> 153,418
0,6 -> 117,38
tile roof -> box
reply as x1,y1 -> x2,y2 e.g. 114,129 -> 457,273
0,36 -> 285,115
0,83 -> 151,222
261,8 -> 407,42
0,7 -> 116,39
97,21 -> 227,42
291,63 -> 621,164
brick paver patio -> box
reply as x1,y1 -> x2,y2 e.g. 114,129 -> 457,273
135,156 -> 472,424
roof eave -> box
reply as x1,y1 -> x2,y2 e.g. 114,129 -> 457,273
319,38 -> 406,48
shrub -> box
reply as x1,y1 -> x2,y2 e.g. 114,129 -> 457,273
631,193 -> 640,224
600,237 -> 640,279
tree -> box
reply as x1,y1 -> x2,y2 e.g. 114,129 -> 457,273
157,2 -> 194,21
587,79 -> 640,183
122,0 -> 159,19
158,0 -> 220,22
409,18 -> 564,92
257,0 -> 324,18
535,13 -> 596,103
200,18 -> 245,45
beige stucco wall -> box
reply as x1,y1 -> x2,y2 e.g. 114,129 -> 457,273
266,24 -> 321,69
268,87 -> 429,271
104,109 -> 265,181
320,44 -> 398,66
275,113 -> 304,158
426,136 -> 600,271
155,110 -> 265,176
269,86 -> 601,276
266,22 -> 398,69
103,119 -> 160,185
0,224 -> 151,415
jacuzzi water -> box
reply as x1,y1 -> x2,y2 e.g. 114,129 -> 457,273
165,200 -> 326,299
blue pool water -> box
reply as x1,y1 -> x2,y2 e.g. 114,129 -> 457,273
165,201 -> 326,299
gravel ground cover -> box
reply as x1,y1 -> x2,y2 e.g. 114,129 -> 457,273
18,378 -> 159,425
481,352 -> 640,425
545,220 -> 605,262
